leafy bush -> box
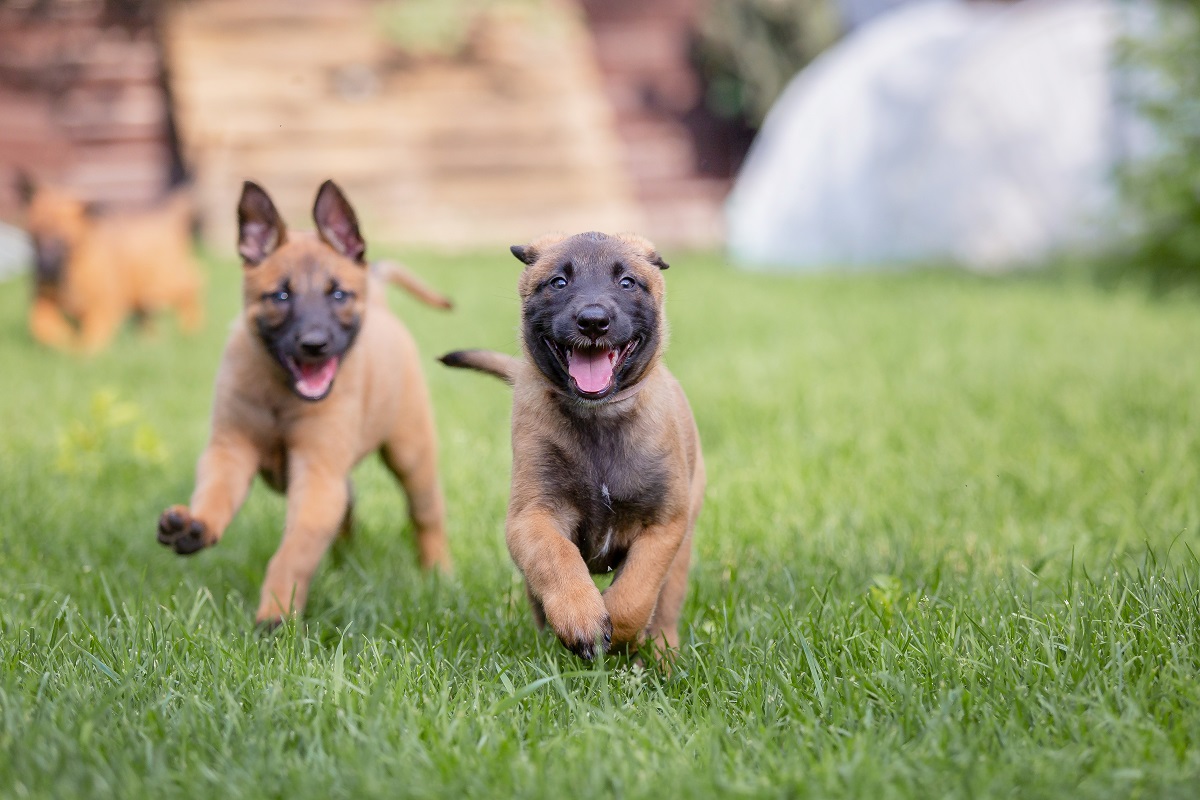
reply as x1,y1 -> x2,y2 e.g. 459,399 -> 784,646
693,0 -> 841,127
1112,0 -> 1200,290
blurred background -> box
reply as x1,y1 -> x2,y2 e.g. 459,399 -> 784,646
0,0 -> 1195,282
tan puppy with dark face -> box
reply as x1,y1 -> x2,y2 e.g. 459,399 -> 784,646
16,175 -> 203,353
442,232 -> 704,660
157,180 -> 450,625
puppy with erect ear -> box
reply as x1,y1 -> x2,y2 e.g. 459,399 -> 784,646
157,179 -> 453,625
15,172 -> 204,353
441,231 -> 704,663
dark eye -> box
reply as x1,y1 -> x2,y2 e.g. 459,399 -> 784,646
330,287 -> 348,303
619,276 -> 636,290
549,276 -> 568,290
269,289 -> 290,303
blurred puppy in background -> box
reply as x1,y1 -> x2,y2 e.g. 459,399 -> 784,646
16,174 -> 203,353
158,180 -> 451,625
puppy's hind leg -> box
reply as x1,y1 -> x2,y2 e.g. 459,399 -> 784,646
327,480 -> 356,569
380,412 -> 450,572
525,583 -> 547,629
131,307 -> 158,339
338,480 -> 355,539
645,526 -> 694,651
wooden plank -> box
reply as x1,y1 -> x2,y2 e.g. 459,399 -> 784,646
167,0 -> 642,248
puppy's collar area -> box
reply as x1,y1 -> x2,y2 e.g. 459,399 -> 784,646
545,377 -> 645,407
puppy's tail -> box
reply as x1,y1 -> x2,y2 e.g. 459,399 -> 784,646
439,349 -> 519,386
371,259 -> 453,310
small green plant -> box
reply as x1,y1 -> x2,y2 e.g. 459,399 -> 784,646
373,0 -> 549,60
55,388 -> 167,476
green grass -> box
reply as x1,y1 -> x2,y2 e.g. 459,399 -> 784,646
1,251 -> 1198,798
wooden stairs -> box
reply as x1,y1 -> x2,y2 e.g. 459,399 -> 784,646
166,0 -> 642,251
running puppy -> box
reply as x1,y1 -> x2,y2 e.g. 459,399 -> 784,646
16,174 -> 203,353
157,180 -> 450,624
441,232 -> 704,660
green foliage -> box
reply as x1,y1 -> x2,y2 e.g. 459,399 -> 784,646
2,252 -> 1200,797
1113,1 -> 1200,290
374,0 -> 483,58
373,0 -> 549,59
54,389 -> 167,476
694,0 -> 841,126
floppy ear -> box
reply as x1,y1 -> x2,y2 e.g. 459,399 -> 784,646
313,179 -> 365,263
237,181 -> 286,265
511,233 -> 567,266
15,171 -> 35,207
617,233 -> 669,269
510,244 -> 537,265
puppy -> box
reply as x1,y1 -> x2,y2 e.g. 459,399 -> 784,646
157,180 -> 451,624
441,232 -> 704,660
16,175 -> 204,353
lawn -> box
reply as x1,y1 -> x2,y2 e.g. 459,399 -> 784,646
0,249 -> 1198,798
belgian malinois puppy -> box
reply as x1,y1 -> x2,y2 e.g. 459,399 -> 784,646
157,180 -> 450,625
441,231 -> 704,660
16,174 -> 203,353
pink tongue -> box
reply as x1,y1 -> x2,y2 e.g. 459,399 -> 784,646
296,358 -> 338,398
567,349 -> 616,394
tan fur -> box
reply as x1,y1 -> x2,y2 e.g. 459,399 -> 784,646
21,185 -> 203,353
446,232 -> 704,660
159,205 -> 449,625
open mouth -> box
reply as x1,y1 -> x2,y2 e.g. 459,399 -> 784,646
546,337 -> 640,398
283,355 -> 340,400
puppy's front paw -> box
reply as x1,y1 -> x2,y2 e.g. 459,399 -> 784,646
542,583 -> 612,661
157,505 -> 211,555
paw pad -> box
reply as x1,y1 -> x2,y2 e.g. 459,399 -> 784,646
156,506 -> 209,555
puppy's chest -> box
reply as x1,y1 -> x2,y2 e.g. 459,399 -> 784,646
541,431 -> 670,573
244,406 -> 308,493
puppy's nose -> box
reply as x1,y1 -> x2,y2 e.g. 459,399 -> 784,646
299,330 -> 331,356
576,305 -> 610,337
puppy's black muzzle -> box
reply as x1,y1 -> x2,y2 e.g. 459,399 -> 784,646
32,236 -> 67,287
576,304 -> 610,338
298,328 -> 332,358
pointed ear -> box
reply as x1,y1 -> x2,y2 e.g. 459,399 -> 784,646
15,171 -> 35,207
510,244 -> 536,265
313,180 -> 365,263
237,181 -> 286,265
